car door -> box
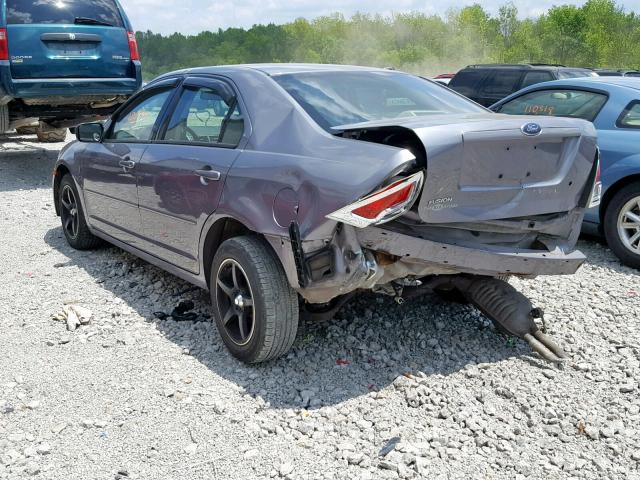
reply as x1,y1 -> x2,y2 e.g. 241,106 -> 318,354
591,99 -> 640,224
135,76 -> 246,273
82,81 -> 177,245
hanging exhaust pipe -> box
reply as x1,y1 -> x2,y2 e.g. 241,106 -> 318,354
461,277 -> 567,363
409,275 -> 568,362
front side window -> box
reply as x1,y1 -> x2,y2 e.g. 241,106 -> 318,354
497,89 -> 608,121
7,0 -> 124,26
273,71 -> 485,131
163,86 -> 243,146
617,101 -> 640,129
108,89 -> 172,141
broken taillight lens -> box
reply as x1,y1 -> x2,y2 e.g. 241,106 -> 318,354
326,171 -> 424,228
588,155 -> 602,209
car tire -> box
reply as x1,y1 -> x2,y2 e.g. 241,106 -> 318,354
58,175 -> 102,250
210,236 -> 299,363
36,122 -> 67,143
16,125 -> 38,135
603,182 -> 640,269
0,104 -> 8,134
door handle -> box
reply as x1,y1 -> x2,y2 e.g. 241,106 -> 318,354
195,168 -> 221,182
119,159 -> 135,169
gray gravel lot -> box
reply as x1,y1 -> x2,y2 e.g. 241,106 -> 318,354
1,133 -> 639,480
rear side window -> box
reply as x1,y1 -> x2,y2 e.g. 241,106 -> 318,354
480,71 -> 522,96
617,101 -> 640,129
521,71 -> 554,88
6,0 -> 124,27
163,86 -> 244,146
448,70 -> 486,96
496,89 -> 608,121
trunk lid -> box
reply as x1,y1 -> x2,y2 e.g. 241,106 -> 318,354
5,0 -> 132,79
337,113 -> 597,224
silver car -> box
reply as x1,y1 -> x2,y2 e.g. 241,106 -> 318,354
53,64 -> 601,363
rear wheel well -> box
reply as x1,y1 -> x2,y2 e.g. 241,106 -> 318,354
202,218 -> 251,288
53,165 -> 71,216
600,174 -> 640,222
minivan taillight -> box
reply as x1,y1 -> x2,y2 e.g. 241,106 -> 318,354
127,32 -> 140,61
326,171 -> 424,228
0,29 -> 9,61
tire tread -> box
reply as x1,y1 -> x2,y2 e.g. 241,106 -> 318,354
603,182 -> 640,269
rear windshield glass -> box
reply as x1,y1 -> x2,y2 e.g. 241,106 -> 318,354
273,71 -> 486,130
497,89 -> 608,121
7,0 -> 124,27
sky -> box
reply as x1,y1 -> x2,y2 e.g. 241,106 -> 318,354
119,0 -> 640,35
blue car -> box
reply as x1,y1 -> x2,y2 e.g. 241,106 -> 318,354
491,78 -> 640,269
1,0 -> 142,141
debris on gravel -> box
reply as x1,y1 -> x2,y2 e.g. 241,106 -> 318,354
1,137 -> 639,479
51,304 -> 93,331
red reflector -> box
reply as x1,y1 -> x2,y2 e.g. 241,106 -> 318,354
352,183 -> 415,219
0,29 -> 9,61
595,163 -> 601,182
127,31 -> 140,61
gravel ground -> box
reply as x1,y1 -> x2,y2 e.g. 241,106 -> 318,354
1,134 -> 639,480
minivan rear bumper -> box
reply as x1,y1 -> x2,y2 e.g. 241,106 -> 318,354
0,61 -> 142,99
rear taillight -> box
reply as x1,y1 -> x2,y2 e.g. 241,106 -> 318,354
327,171 -> 424,228
588,156 -> 602,209
127,32 -> 140,61
0,29 -> 9,61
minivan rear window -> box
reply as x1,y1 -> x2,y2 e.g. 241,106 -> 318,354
7,0 -> 124,27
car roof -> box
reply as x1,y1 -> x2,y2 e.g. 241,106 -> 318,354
461,64 -> 591,71
536,77 -> 640,91
160,63 -> 394,77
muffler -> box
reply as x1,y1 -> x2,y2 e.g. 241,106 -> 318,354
413,275 -> 568,363
461,277 -> 567,363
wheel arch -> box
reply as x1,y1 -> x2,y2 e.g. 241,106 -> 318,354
53,163 -> 72,216
600,174 -> 640,223
201,216 -> 252,289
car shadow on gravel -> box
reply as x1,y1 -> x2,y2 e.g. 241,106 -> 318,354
0,135 -> 62,193
44,226 -> 537,409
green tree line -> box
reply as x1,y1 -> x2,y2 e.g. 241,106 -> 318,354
136,0 -> 640,80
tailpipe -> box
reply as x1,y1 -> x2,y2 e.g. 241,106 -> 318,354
460,277 -> 567,363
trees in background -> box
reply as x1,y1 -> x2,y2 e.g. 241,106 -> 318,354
136,0 -> 640,80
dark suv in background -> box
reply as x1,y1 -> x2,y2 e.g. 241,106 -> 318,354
448,64 -> 596,107
1,0 -> 142,142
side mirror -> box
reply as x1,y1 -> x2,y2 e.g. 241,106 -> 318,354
76,122 -> 104,143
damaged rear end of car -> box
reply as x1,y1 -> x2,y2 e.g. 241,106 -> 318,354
288,112 -> 599,362
294,114 -> 599,299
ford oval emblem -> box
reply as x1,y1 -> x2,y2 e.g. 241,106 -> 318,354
521,122 -> 542,136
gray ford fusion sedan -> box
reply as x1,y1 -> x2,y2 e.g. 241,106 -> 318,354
53,64 -> 601,363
